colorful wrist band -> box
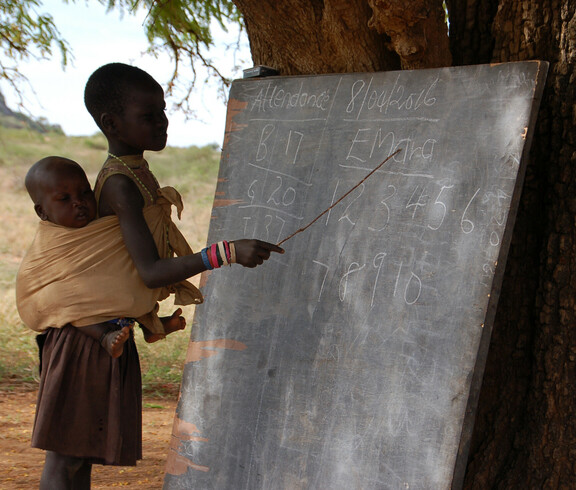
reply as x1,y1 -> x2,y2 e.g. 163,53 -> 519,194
203,242 -> 234,270
210,243 -> 220,269
218,241 -> 229,266
223,240 -> 231,265
201,248 -> 212,270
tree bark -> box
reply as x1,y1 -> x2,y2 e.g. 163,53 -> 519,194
367,0 -> 452,68
233,0 -> 402,74
446,0 -> 576,487
446,0 -> 499,66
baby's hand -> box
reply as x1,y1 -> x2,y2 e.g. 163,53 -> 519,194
232,239 -> 284,268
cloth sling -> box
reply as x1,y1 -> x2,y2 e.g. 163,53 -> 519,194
16,186 -> 203,334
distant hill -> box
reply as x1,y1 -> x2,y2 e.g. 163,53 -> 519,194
0,91 -> 63,134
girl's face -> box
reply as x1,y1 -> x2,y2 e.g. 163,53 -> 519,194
108,83 -> 169,155
36,168 -> 97,228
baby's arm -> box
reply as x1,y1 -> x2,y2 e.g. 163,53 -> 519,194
98,173 -> 284,288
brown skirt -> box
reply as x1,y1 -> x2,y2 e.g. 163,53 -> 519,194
31,325 -> 142,466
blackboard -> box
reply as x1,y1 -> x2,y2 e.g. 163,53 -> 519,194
164,62 -> 547,489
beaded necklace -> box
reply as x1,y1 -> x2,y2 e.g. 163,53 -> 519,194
107,152 -> 172,254
107,152 -> 157,204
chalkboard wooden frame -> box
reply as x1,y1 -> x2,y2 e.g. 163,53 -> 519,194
165,62 -> 548,490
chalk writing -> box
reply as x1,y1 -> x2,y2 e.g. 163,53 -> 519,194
367,184 -> 396,232
461,188 -> 481,234
428,184 -> 454,230
345,75 -> 439,118
339,261 -> 366,302
371,252 -> 387,307
249,81 -> 332,112
346,128 -> 437,167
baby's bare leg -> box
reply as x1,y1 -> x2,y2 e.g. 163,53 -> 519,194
142,308 -> 186,343
77,322 -> 132,358
162,307 -> 186,335
101,326 -> 132,358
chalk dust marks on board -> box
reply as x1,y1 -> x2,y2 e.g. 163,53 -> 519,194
211,187 -> 244,209
166,416 -> 210,477
210,117 -> 249,209
210,97 -> 252,212
184,338 -> 247,363
166,339 -> 220,478
221,97 -> 249,150
490,95 -> 532,180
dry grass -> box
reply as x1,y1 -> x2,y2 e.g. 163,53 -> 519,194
0,126 -> 220,393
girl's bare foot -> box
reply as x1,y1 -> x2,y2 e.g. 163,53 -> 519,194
100,326 -> 132,358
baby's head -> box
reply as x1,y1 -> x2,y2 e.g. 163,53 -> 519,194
25,156 -> 97,228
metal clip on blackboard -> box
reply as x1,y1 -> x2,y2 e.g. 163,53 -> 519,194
243,65 -> 279,78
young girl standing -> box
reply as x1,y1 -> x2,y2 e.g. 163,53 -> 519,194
35,63 -> 283,489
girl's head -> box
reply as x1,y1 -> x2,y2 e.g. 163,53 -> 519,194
84,63 -> 169,155
25,156 -> 97,228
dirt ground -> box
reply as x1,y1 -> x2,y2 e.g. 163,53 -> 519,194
0,389 -> 177,489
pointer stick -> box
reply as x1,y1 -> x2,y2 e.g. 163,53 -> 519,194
277,149 -> 402,246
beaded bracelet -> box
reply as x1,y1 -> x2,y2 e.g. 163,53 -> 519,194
224,241 -> 231,263
210,243 -> 219,268
218,241 -> 228,266
201,240 -> 234,270
200,247 -> 212,270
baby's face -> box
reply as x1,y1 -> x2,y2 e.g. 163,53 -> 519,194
38,171 -> 97,228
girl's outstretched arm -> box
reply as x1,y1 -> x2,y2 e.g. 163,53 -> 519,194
98,173 -> 283,288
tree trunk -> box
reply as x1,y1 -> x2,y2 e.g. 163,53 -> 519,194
234,0 -> 399,74
235,0 -> 450,73
451,0 -> 576,487
232,0 -> 576,486
367,0 -> 452,68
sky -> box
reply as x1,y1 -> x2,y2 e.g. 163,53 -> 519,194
0,0 -> 251,147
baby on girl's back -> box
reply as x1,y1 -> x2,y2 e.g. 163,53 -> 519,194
24,155 -> 185,358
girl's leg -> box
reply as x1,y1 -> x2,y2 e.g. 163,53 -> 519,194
71,459 -> 92,490
40,451 -> 90,490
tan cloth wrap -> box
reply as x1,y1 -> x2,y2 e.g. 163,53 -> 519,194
16,186 -> 203,334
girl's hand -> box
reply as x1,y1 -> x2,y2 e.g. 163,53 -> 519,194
232,239 -> 284,268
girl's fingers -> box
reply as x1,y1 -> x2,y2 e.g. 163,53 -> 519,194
256,240 -> 284,254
